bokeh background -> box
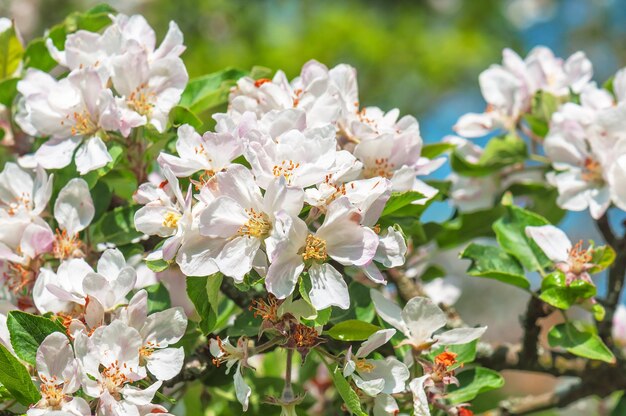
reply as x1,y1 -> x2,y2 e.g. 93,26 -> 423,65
2,0 -> 626,413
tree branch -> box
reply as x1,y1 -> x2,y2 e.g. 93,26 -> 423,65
520,295 -> 552,364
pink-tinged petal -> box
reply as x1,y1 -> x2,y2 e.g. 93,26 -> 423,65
36,332 -> 75,384
20,221 -> 54,258
308,263 -> 349,310
360,261 -> 386,284
525,225 -> 572,263
54,178 -> 95,235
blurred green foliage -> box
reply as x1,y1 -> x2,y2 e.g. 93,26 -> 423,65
2,0 -> 520,118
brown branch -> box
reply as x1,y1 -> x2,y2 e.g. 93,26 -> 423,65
520,295 -> 552,364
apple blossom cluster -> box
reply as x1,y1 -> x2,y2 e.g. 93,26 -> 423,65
207,292 -> 486,414
451,46 -> 626,220
135,59 -> 447,309
15,13 -> 188,174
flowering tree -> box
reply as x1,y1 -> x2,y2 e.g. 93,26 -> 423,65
1,5 -> 626,416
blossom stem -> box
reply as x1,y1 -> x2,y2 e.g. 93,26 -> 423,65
282,348 -> 294,401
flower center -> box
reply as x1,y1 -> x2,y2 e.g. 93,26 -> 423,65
39,376 -> 65,409
302,234 -> 327,262
249,296 -> 280,323
355,358 -> 375,373
238,208 -> 271,239
581,157 -> 604,184
363,158 -> 394,179
162,212 -> 182,229
61,109 -> 98,136
568,240 -> 593,275
273,160 -> 301,183
5,193 -> 31,216
254,78 -> 272,88
53,229 -> 84,260
101,362 -> 129,397
128,82 -> 155,116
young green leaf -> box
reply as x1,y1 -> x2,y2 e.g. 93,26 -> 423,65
330,365 -> 367,416
7,311 -> 65,365
186,273 -> 223,335
89,205 -> 142,246
380,191 -> 425,217
179,68 -> 248,114
493,202 -> 551,271
0,22 -> 24,80
0,344 -> 40,406
460,243 -> 530,290
446,367 -> 505,404
548,323 -> 615,363
326,320 -> 381,341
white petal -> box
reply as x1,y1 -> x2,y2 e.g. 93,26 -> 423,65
409,375 -> 431,416
370,289 -> 409,336
121,381 -> 163,406
54,178 -> 94,235
146,347 -> 184,381
435,327 -> 487,346
308,263 -> 349,310
74,136 -> 112,175
401,297 -> 447,346
234,365 -> 251,411
355,328 -> 396,358
141,307 -> 187,346
525,225 -> 572,263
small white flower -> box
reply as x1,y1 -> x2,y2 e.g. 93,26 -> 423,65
28,332 -> 91,416
343,329 -> 410,396
371,290 -> 486,350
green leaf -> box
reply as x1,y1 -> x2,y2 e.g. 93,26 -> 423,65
460,243 -> 530,290
0,77 -> 18,106
426,206 -> 504,249
146,258 -> 170,273
144,283 -> 172,314
326,320 -> 381,341
589,245 -> 616,274
180,68 -> 248,114
89,205 -> 142,246
548,322 -> 615,363
102,169 -> 138,202
419,264 -> 446,283
539,271 -> 596,310
0,344 -> 40,406
450,134 -> 527,177
611,392 -> 626,416
493,201 -> 551,271
7,311 -> 65,365
186,274 -> 223,335
23,38 -> 57,71
0,22 -> 24,79
446,367 -> 505,404
330,365 -> 367,416
380,191 -> 425,217
169,105 -> 203,130
421,142 -> 455,159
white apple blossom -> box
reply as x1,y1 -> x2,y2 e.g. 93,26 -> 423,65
75,320 -> 161,416
28,332 -> 90,416
266,197 -> 378,309
17,68 -> 122,174
343,329 -> 410,396
371,290 -> 486,350
209,337 -> 251,411
111,42 -> 188,133
525,225 -> 595,285
454,47 -> 592,138
198,165 -> 303,282
122,290 -> 187,381
157,123 -> 243,177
